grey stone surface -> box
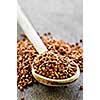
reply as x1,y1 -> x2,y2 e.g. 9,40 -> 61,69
17,0 -> 83,100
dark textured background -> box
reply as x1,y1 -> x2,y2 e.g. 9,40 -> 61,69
17,0 -> 83,100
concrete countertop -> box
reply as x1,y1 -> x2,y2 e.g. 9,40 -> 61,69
17,0 -> 83,100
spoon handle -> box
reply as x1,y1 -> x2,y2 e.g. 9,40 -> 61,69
17,4 -> 48,54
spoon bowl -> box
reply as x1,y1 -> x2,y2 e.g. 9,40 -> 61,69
32,61 -> 80,86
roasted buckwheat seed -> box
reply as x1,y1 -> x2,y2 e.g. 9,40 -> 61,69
79,85 -> 83,91
21,97 -> 24,100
